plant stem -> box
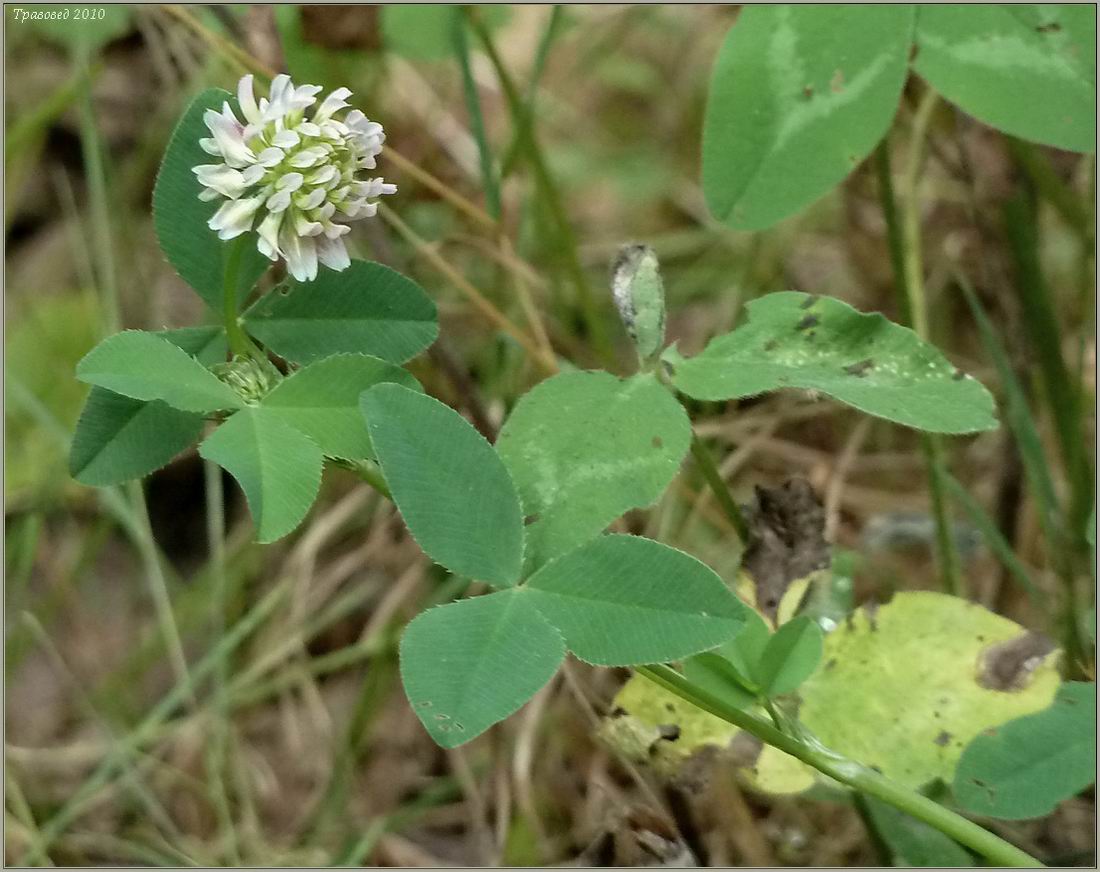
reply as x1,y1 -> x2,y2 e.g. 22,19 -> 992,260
221,236 -> 252,358
689,432 -> 749,545
636,664 -> 1043,868
877,92 -> 962,596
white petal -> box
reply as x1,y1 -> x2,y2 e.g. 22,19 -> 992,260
281,229 -> 318,281
297,121 -> 322,138
289,147 -> 325,169
295,187 -> 327,210
204,105 -> 253,168
272,128 -> 300,149
266,190 -> 292,213
379,181 -> 396,196
199,137 -> 221,156
198,187 -> 221,202
276,172 -> 305,192
315,202 -> 336,220
257,211 -> 283,260
193,163 -> 249,198
315,87 -> 352,121
323,220 -> 351,239
306,165 -> 337,186
257,147 -> 285,168
294,211 -> 323,237
242,164 -> 267,186
237,74 -> 261,124
208,196 -> 263,239
290,84 -> 322,111
316,235 -> 351,272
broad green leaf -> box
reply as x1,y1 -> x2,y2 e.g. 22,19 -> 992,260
153,88 -> 271,310
158,325 -> 227,366
69,388 -> 204,486
524,534 -> 747,666
244,261 -> 438,365
954,681 -> 1096,819
799,592 -> 1061,789
666,292 -> 998,434
702,5 -> 914,230
600,672 -> 815,795
76,330 -> 243,413
261,354 -> 419,460
362,383 -> 524,586
681,652 -> 756,710
496,371 -> 691,570
756,615 -> 823,697
400,589 -> 564,748
198,407 -> 323,543
713,607 -> 772,685
860,795 -> 974,867
25,5 -> 133,53
913,5 -> 1096,154
381,4 -> 510,59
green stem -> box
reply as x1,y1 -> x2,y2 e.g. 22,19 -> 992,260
878,92 -> 962,596
222,237 -> 252,358
467,9 -> 615,365
689,432 -> 749,544
636,665 -> 1043,868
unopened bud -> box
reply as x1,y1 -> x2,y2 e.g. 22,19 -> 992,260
611,243 -> 666,362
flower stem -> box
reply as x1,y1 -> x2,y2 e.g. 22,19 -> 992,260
636,664 -> 1044,868
876,92 -> 962,597
689,432 -> 750,545
221,237 -> 252,358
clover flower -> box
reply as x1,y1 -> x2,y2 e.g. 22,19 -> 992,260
192,74 -> 396,282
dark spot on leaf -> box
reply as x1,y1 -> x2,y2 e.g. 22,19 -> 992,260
830,69 -> 845,93
802,84 -> 814,99
976,632 -> 1056,691
796,314 -> 820,331
843,358 -> 874,377
764,339 -> 779,352
805,331 -> 816,341
524,513 -> 541,526
610,706 -> 627,718
953,368 -> 966,380
933,710 -> 940,718
1036,21 -> 1062,32
934,730 -> 952,747
825,658 -> 837,670
417,700 -> 433,708
434,713 -> 450,720
909,43 -> 920,62
657,724 -> 681,742
652,435 -> 663,449
665,702 -> 675,712
800,295 -> 819,310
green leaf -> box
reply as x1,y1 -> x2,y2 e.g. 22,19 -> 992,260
496,371 -> 691,570
860,795 -> 974,867
153,88 -> 271,310
76,330 -> 243,413
381,4 -> 511,59
913,5 -> 1095,154
69,388 -> 204,487
261,354 -> 420,460
400,589 -> 565,748
954,681 -> 1096,820
524,534 -> 747,666
798,592 -> 1061,789
702,5 -> 915,230
682,652 -> 756,710
667,292 -> 998,434
157,325 -> 227,366
756,615 -> 823,697
243,261 -> 438,365
362,383 -> 524,586
198,407 -> 323,543
713,607 -> 772,684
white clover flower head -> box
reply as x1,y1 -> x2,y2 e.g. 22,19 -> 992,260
192,74 -> 396,282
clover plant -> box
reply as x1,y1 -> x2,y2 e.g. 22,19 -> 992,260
68,41 -> 1093,869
